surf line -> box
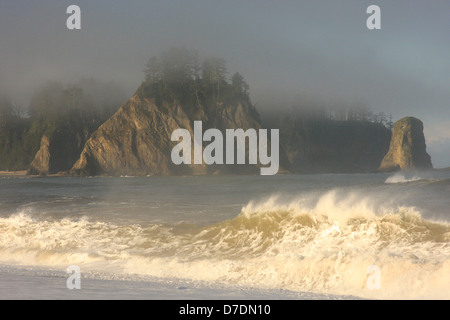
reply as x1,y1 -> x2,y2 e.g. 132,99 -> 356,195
171,121 -> 279,175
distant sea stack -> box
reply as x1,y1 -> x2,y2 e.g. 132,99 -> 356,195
379,117 -> 432,172
69,48 -> 285,176
70,89 -> 205,176
27,135 -> 51,175
70,84 -> 266,176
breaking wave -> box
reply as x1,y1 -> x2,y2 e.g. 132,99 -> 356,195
385,172 -> 434,184
1,190 -> 449,299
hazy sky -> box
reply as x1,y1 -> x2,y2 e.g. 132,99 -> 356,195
1,1 -> 449,167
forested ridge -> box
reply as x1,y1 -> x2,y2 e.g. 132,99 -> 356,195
0,47 -> 393,174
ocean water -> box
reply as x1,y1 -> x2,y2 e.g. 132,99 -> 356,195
0,171 -> 449,300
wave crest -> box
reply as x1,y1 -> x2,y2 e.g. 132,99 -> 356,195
0,190 -> 449,299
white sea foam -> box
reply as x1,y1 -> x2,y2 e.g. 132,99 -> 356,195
385,172 -> 425,184
1,189 -> 449,299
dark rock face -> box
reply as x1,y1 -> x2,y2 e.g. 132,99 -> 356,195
280,120 -> 391,174
379,117 -> 432,171
27,125 -> 95,175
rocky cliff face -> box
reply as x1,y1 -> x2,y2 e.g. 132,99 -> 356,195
70,84 -> 266,176
27,135 -> 51,175
263,115 -> 391,174
27,124 -> 95,175
379,117 -> 432,171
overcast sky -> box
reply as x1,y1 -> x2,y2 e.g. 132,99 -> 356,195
1,0 -> 449,167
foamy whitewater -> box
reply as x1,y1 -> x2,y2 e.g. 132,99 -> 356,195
0,171 -> 449,299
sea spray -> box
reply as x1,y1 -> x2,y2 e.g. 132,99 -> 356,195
1,190 -> 449,299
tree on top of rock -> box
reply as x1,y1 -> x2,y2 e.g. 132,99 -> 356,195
143,47 -> 251,111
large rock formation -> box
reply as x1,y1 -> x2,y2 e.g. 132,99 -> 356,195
379,117 -> 432,171
70,84 -> 268,176
27,124 -> 97,175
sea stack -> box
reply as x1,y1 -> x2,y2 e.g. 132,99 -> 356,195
69,84 -> 265,176
379,117 -> 432,171
27,135 -> 51,175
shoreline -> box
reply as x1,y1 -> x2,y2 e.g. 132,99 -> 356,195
0,171 -> 61,178
0,264 -> 362,300
0,170 -> 27,177
0,168 -> 447,178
